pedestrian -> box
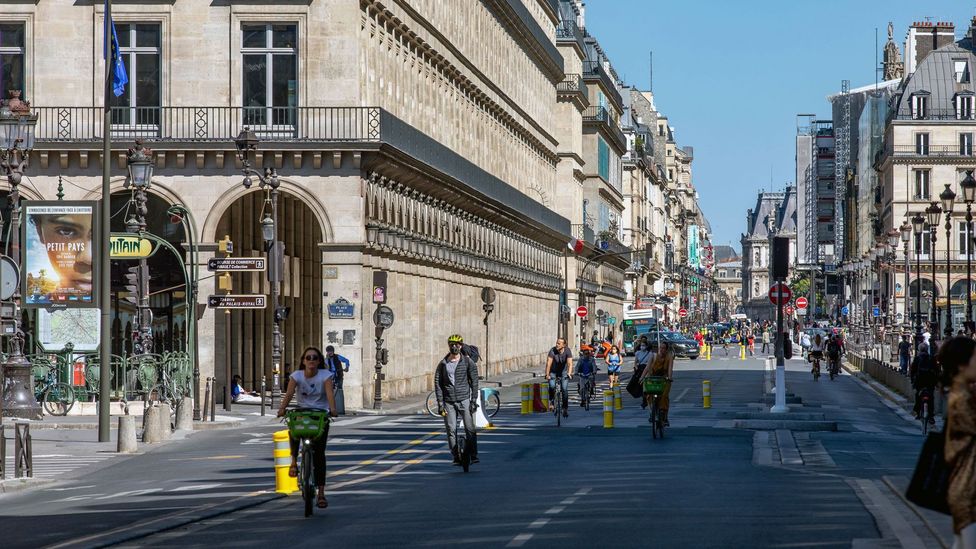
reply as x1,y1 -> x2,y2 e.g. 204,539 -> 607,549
747,332 -> 755,356
605,345 -> 622,388
898,335 -> 912,375
936,337 -> 976,549
762,329 -> 771,354
801,331 -> 811,359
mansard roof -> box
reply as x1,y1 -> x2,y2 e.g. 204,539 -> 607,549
746,192 -> 784,238
777,187 -> 797,233
896,42 -> 976,117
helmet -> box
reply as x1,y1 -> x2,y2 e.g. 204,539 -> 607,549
447,334 -> 464,344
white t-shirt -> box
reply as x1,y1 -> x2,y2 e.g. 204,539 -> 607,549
290,369 -> 333,411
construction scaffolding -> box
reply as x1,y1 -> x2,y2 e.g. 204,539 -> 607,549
834,80 -> 850,262
797,114 -> 816,266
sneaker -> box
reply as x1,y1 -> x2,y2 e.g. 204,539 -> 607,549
470,456 -> 480,464
452,458 -> 462,466
664,420 -> 671,427
928,418 -> 936,425
562,410 -> 569,418
641,401 -> 648,410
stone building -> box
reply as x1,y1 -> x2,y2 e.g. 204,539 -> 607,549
715,258 -> 743,319
740,187 -> 796,321
2,0 -> 588,410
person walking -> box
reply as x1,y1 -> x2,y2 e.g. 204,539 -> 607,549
937,337 -> 976,549
898,335 -> 912,375
605,345 -> 622,388
761,329 -> 771,354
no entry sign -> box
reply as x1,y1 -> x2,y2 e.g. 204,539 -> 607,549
678,308 -> 688,318
768,283 -> 792,306
795,296 -> 808,309
785,305 -> 794,315
576,306 -> 588,318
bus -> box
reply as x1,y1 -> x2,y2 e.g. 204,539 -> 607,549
621,308 -> 660,355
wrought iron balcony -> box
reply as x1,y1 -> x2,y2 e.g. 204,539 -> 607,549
31,106 -> 381,145
572,223 -> 595,245
888,144 -> 976,158
895,108 -> 976,121
582,106 -> 626,152
556,74 -> 589,105
581,60 -> 623,109
555,19 -> 586,53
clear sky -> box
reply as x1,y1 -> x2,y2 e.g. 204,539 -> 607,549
584,0 -> 975,253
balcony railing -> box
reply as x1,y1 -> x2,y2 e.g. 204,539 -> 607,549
572,223 -> 595,245
895,109 -> 976,121
555,19 -> 586,53
889,145 -> 976,158
556,74 -> 588,103
31,106 -> 381,144
582,60 -> 623,109
583,106 -> 626,151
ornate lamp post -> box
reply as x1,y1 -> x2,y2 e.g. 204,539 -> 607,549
166,204 -> 200,420
912,213 -> 925,344
900,220 -> 912,330
0,90 -> 39,419
234,128 -> 286,399
960,170 -> 976,329
124,141 -> 154,360
940,184 -> 956,336
887,229 -> 900,327
926,202 -> 943,337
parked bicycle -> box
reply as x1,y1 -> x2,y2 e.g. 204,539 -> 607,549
33,364 -> 76,416
644,376 -> 668,440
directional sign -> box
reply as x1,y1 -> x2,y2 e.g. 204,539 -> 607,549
873,306 -> 881,317
795,296 -> 808,309
576,306 -> 588,318
110,235 -> 156,259
207,295 -> 267,309
768,283 -> 792,306
373,305 -> 395,329
608,316 -> 617,326
207,257 -> 267,272
678,308 -> 688,318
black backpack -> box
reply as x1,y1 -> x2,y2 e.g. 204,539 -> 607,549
461,343 -> 481,363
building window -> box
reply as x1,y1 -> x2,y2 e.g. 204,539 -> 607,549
597,136 -> 609,181
917,227 -> 932,258
955,60 -> 971,83
0,23 -> 25,98
957,94 -> 975,120
963,133 -> 974,156
242,23 -> 298,126
658,124 -> 664,136
911,94 -> 929,119
736,289 -> 741,298
719,270 -> 726,278
914,169 -> 930,199
958,220 -> 973,258
110,23 -> 161,126
915,132 -> 930,155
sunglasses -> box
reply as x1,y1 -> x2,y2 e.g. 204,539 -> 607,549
304,355 -> 321,361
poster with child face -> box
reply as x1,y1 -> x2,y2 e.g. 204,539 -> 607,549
23,201 -> 97,308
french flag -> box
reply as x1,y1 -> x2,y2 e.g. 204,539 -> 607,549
567,238 -> 584,254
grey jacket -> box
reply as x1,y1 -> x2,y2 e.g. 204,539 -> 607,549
434,354 -> 479,404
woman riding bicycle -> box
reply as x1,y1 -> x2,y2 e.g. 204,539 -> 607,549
640,342 -> 675,426
810,334 -> 825,376
277,346 -> 338,509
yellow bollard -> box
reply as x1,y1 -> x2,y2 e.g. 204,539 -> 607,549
740,344 -> 746,360
520,383 -> 531,415
613,385 -> 623,410
273,429 -> 298,494
702,380 -> 712,409
539,382 -> 549,412
603,390 -> 614,428
705,344 -> 711,361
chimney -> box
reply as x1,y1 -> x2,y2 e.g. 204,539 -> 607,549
908,21 -> 957,70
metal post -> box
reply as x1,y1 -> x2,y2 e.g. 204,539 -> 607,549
260,375 -> 266,416
270,186 -> 282,396
931,229 -> 938,337
224,309 -> 231,411
771,279 -> 788,413
373,325 -> 384,410
946,211 -> 953,336
98,0 -> 114,442
916,232 -> 923,346
904,237 -> 910,333
968,202 -> 974,326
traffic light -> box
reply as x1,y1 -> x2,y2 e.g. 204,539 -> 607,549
274,306 -> 290,322
123,265 -> 141,306
217,235 -> 233,256
217,272 -> 233,292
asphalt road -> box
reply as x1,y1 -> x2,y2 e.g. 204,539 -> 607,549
0,355 -> 939,548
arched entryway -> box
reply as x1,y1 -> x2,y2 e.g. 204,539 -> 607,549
909,278 -> 939,325
213,190 -> 323,392
950,280 -> 975,331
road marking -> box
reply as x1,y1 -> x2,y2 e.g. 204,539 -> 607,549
544,506 -> 564,514
169,483 -> 224,492
528,518 -> 550,528
506,533 -> 534,547
47,485 -> 96,492
674,388 -> 690,402
170,455 -> 246,461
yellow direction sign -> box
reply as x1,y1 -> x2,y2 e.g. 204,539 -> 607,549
110,235 -> 155,259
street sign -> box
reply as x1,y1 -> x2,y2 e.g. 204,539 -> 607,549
110,235 -> 156,259
608,316 -> 616,325
873,306 -> 881,317
795,296 -> 808,309
785,305 -> 794,315
207,295 -> 267,309
796,308 -> 807,316
678,308 -> 688,318
327,297 -> 355,319
637,296 -> 654,309
481,287 -> 496,305
576,306 -> 588,318
373,305 -> 395,329
207,257 -> 267,272
768,283 -> 792,306
841,305 -> 849,316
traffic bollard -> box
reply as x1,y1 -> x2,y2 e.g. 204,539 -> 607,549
531,383 -> 546,412
520,384 -> 531,415
202,377 -> 211,422
539,382 -> 549,411
176,397 -> 193,431
142,406 -> 163,443
261,376 -> 267,417
740,345 -> 746,360
706,344 -> 711,360
703,380 -> 712,409
273,430 -> 298,494
613,385 -> 623,410
117,415 -> 137,453
158,403 -> 173,440
603,390 -> 614,428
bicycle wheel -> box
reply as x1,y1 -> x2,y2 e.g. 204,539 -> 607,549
43,383 -> 76,416
582,382 -> 590,411
651,399 -> 659,440
146,384 -> 168,406
483,393 -> 500,418
425,390 -> 439,417
555,389 -> 561,427
302,443 -> 314,517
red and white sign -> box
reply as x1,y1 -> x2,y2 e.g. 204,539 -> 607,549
768,283 -> 792,306
795,296 -> 808,309
785,305 -> 794,315
567,238 -> 584,254
678,308 -> 688,318
576,306 -> 588,318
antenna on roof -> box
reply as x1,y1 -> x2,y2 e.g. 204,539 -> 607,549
649,51 -> 653,93
875,27 -> 879,91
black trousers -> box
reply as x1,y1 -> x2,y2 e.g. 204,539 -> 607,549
290,423 -> 330,487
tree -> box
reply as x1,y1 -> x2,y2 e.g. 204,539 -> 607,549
790,272 -> 810,297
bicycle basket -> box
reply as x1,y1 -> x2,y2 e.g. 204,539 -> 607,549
287,410 -> 329,439
643,376 -> 667,395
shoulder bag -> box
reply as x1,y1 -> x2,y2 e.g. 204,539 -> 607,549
905,430 -> 952,515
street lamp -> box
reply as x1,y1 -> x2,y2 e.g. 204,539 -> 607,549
940,184 -> 956,336
125,140 -> 155,358
912,213 -> 925,344
887,229 -> 900,327
961,170 -> 976,329
926,202 -> 942,337
234,127 -> 286,400
0,89 -> 39,419
900,220 -> 911,330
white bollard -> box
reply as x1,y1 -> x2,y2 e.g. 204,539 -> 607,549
158,403 -> 173,440
142,405 -> 162,443
176,397 -> 194,431
117,415 -> 137,453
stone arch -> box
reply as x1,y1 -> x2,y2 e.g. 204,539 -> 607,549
951,279 -> 974,299
201,178 -> 334,244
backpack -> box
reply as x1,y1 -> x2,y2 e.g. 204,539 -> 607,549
461,343 -> 481,363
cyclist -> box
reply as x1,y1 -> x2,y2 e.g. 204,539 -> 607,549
826,335 -> 842,376
576,345 -> 596,405
640,342 -> 675,426
634,337 -> 654,408
434,334 -> 480,465
545,337 -> 574,417
910,342 -> 940,424
809,333 -> 825,376
277,346 -> 338,509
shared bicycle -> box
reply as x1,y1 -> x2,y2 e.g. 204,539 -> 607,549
284,408 -> 331,517
577,373 -> 594,411
33,364 -> 76,416
426,388 -> 500,418
643,376 -> 668,440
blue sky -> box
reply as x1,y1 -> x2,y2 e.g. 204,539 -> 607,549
584,0 -> 975,253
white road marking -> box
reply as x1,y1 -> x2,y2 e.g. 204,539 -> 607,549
506,533 -> 534,547
169,483 -> 224,492
528,518 -> 550,528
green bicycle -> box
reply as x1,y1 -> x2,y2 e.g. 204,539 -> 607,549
284,408 -> 332,517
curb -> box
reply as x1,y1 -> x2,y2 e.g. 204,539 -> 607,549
881,475 -> 952,549
0,477 -> 55,494
53,491 -> 285,548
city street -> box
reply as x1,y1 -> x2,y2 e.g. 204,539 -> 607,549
0,355 -> 947,549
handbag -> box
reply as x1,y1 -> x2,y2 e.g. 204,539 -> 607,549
905,431 -> 952,515
626,364 -> 647,399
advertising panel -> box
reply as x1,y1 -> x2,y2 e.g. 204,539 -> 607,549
22,201 -> 98,308
687,225 -> 700,269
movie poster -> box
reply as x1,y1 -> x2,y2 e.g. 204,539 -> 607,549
22,201 -> 97,308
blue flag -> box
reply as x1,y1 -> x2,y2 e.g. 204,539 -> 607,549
104,4 -> 128,97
